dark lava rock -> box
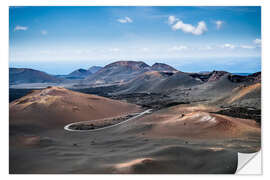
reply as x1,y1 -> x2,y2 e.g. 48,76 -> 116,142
214,107 -> 261,123
228,72 -> 261,83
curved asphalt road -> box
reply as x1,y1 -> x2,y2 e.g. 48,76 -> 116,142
64,109 -> 152,132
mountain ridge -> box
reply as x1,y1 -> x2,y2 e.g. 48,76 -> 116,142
9,68 -> 62,85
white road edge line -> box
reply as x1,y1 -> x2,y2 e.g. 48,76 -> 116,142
64,109 -> 152,132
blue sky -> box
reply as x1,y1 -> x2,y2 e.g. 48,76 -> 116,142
9,6 -> 261,74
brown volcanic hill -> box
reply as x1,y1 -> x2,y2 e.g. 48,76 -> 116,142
227,83 -> 261,104
117,71 -> 175,93
105,61 -> 150,70
151,63 -> 177,72
181,73 -> 246,104
149,111 -> 260,139
9,68 -> 62,85
170,72 -> 261,109
197,72 -> 262,108
117,71 -> 201,94
85,61 -> 151,85
156,71 -> 202,90
189,71 -> 261,84
213,82 -> 261,109
189,70 -> 229,83
207,71 -> 229,82
9,86 -> 140,130
139,104 -> 260,139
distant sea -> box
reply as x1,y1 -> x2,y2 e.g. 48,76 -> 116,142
231,73 -> 253,76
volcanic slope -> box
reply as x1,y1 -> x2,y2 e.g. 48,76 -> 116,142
140,104 -> 260,140
117,70 -> 258,96
211,82 -> 261,108
68,68 -> 92,78
116,71 -> 173,94
9,68 -> 62,85
84,61 -> 180,86
85,61 -> 151,85
150,62 -> 177,72
167,71 -> 261,104
10,103 -> 260,174
117,71 -> 202,94
88,66 -> 103,74
195,72 -> 262,108
9,86 -> 140,131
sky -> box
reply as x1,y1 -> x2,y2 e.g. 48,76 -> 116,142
9,6 -> 261,74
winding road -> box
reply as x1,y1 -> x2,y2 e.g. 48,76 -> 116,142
64,109 -> 152,132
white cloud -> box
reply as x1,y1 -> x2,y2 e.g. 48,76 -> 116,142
117,17 -> 133,23
41,30 -> 48,35
168,15 -> 178,25
14,25 -> 28,32
222,43 -> 235,49
170,17 -> 207,35
240,45 -> 255,49
109,48 -> 120,52
253,38 -> 261,46
170,45 -> 188,51
215,20 -> 224,29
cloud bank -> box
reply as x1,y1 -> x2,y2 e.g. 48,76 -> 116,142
170,45 -> 188,51
222,44 -> 235,49
14,25 -> 28,32
168,16 -> 207,35
117,17 -> 133,23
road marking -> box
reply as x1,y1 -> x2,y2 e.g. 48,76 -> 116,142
64,109 -> 152,132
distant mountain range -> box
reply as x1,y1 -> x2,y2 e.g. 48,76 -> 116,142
85,61 -> 178,85
67,66 -> 103,78
54,66 -> 103,80
9,61 -> 261,91
9,68 -> 63,85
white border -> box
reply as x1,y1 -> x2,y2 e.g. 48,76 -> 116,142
2,0 -> 269,179
237,151 -> 262,174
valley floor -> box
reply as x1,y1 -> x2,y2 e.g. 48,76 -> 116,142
9,97 -> 260,174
